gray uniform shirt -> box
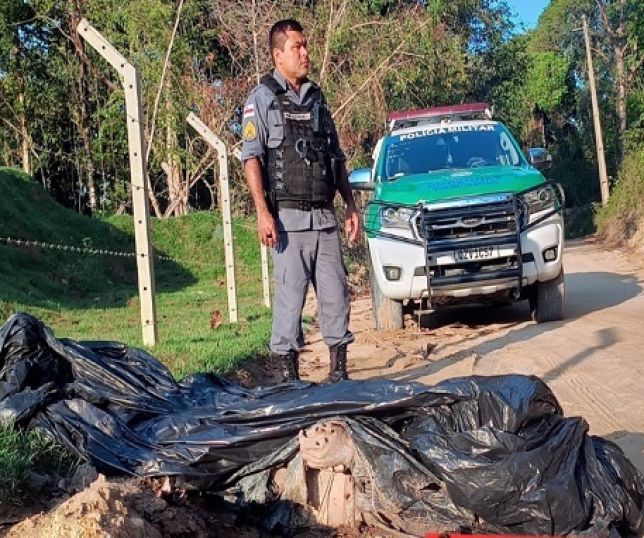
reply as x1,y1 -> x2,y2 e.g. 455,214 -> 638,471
241,70 -> 345,232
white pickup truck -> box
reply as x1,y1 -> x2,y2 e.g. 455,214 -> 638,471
349,104 -> 565,330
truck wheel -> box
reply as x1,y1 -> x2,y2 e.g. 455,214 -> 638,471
530,268 -> 565,323
370,261 -> 403,331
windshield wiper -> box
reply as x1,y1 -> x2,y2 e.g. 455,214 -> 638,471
386,172 -> 406,181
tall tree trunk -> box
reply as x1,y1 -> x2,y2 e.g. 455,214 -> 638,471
18,89 -> 32,175
614,44 -> 627,141
251,0 -> 261,84
164,115 -> 185,217
596,0 -> 628,145
527,105 -> 545,148
69,0 -> 97,211
78,67 -> 97,211
13,27 -> 32,175
2,138 -> 13,168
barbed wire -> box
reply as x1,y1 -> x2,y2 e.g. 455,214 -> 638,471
0,236 -> 266,269
0,236 -> 136,258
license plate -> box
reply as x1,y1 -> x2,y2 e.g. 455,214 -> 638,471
454,245 -> 499,262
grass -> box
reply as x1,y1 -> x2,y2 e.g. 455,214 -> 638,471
0,167 -> 273,378
0,421 -> 78,505
0,166 -> 274,505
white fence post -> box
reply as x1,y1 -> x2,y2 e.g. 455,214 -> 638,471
78,19 -> 158,346
260,242 -> 270,308
231,148 -> 271,309
186,113 -> 238,323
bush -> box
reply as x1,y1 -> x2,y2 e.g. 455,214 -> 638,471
595,146 -> 644,248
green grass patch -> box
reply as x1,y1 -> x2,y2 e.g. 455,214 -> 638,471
0,166 -> 273,378
0,422 -> 78,505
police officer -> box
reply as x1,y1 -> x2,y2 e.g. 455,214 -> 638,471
241,19 -> 359,383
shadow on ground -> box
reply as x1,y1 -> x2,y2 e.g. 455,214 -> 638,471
373,270 -> 641,384
0,236 -> 197,311
0,167 -> 198,311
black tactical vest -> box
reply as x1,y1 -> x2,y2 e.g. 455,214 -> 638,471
261,75 -> 336,205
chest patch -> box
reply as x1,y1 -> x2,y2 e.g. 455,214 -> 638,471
284,112 -> 312,121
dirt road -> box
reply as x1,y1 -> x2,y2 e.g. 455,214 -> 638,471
299,238 -> 644,474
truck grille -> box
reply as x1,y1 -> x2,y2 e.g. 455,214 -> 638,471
415,194 -> 518,242
417,194 -> 522,290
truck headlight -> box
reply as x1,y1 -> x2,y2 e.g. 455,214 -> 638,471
380,206 -> 414,229
521,184 -> 559,221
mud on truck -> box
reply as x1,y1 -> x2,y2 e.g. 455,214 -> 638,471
349,103 -> 565,330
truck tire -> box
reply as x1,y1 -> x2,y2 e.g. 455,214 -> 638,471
530,268 -> 565,323
370,260 -> 404,331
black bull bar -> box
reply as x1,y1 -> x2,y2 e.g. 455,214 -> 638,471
361,181 -> 565,298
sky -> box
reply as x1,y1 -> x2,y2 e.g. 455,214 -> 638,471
506,0 -> 551,30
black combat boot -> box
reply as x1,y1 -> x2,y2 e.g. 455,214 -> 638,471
278,351 -> 300,382
328,343 -> 349,382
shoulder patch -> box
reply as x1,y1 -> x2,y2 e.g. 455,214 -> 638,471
243,103 -> 255,119
243,121 -> 257,141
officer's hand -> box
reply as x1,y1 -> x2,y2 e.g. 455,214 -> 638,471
258,210 -> 278,248
345,204 -> 360,243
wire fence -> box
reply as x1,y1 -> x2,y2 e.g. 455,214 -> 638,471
0,235 -> 265,269
0,223 -> 270,336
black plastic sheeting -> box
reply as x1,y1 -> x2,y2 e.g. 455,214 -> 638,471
1,313 -> 643,535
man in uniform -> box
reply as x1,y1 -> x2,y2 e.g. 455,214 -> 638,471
241,19 -> 359,383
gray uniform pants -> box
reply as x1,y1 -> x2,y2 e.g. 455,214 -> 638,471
270,227 -> 354,355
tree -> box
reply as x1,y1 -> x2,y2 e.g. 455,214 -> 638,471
594,0 -> 635,141
5,0 -> 633,217
0,1 -> 43,175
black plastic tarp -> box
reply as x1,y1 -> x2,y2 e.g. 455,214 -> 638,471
1,313 -> 642,535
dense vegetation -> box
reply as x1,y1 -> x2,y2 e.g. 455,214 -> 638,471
1,0 -> 641,221
596,148 -> 644,247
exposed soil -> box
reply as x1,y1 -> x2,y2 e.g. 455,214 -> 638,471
1,473 -> 269,538
3,237 -> 643,536
0,471 -> 353,538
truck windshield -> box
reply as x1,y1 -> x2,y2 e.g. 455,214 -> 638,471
381,123 -> 526,181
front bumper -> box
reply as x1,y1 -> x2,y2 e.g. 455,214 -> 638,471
368,213 -> 564,302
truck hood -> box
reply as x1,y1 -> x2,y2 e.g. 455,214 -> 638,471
376,166 -> 545,205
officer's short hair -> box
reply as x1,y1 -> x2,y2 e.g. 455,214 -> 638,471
269,19 -> 304,62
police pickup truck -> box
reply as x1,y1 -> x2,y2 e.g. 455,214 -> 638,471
349,103 -> 565,330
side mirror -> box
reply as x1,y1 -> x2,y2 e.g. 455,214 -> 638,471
528,148 -> 553,171
348,167 -> 374,191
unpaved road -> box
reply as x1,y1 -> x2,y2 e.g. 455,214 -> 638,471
300,238 -> 644,474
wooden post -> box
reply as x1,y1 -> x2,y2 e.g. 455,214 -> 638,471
78,19 -> 157,346
582,15 -> 610,205
186,113 -> 238,322
231,147 -> 271,309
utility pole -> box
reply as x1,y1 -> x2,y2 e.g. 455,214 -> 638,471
582,14 -> 610,205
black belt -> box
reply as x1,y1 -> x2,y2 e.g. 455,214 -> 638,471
276,200 -> 332,211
